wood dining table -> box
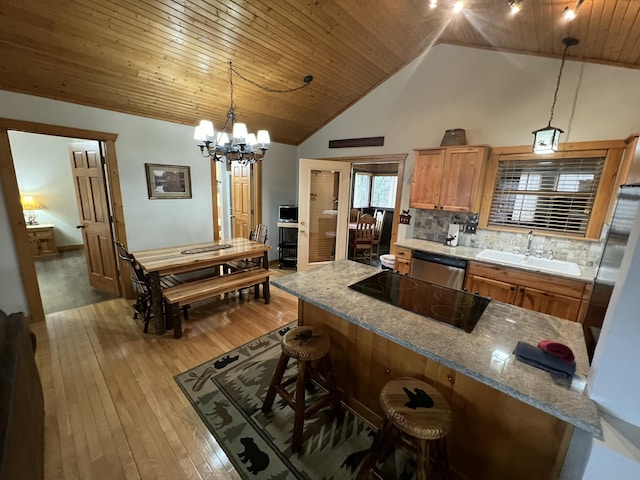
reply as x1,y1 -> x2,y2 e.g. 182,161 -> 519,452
132,237 -> 271,335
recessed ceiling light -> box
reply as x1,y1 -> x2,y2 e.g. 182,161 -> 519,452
508,0 -> 522,15
453,1 -> 464,13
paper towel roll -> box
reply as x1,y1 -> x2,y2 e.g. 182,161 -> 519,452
447,223 -> 460,247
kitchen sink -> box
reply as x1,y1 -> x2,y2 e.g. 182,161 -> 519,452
475,249 -> 581,276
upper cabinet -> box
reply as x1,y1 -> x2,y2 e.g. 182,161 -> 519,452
410,146 -> 489,212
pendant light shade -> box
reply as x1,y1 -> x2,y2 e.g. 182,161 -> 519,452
532,37 -> 579,154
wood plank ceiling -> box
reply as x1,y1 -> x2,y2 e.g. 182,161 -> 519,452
0,1 -> 638,145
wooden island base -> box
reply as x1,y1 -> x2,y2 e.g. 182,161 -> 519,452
299,300 -> 572,480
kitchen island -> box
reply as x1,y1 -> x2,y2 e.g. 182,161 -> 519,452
272,260 -> 601,480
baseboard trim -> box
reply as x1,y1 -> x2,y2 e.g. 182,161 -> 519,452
57,244 -> 84,252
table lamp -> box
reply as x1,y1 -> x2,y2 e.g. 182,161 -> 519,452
20,195 -> 42,225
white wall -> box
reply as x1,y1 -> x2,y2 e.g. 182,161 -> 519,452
300,44 -> 640,157
0,180 -> 28,314
10,132 -> 84,246
261,142 -> 299,257
0,91 -> 298,313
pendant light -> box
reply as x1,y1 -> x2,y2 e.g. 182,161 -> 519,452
532,37 -> 579,154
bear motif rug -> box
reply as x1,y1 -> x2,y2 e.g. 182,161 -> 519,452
175,323 -> 416,479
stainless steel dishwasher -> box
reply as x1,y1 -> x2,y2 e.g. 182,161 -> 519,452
410,250 -> 468,290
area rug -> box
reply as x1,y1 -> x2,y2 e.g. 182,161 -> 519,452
175,323 -> 416,479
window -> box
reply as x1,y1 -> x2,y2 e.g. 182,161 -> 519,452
352,173 -> 371,208
487,155 -> 605,236
479,141 -> 629,239
371,175 -> 398,208
352,173 -> 397,209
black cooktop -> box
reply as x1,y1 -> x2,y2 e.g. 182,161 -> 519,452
349,271 -> 491,333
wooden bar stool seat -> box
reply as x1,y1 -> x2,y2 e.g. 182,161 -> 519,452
261,326 -> 341,453
358,377 -> 452,480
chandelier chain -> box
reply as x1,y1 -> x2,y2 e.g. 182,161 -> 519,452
230,63 -> 313,93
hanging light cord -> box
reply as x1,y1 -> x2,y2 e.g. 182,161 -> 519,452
547,37 -> 578,127
547,45 -> 569,127
230,62 -> 313,93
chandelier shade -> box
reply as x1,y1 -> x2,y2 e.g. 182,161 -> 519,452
196,61 -> 312,165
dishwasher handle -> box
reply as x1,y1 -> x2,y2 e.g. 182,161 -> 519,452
412,250 -> 468,269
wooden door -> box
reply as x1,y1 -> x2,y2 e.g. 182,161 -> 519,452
409,149 -> 445,209
231,162 -> 252,238
439,147 -> 485,212
465,275 -> 517,304
69,142 -> 119,295
515,286 -> 582,321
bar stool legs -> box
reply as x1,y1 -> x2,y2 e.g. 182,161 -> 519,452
261,326 -> 341,454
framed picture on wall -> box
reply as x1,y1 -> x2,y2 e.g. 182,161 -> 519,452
145,163 -> 192,199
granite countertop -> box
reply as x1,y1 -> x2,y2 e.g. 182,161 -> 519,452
272,260 -> 602,438
395,238 -> 597,282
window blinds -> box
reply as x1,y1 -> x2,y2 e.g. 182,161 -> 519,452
488,156 -> 605,236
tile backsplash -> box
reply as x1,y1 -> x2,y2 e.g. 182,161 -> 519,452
411,209 -> 603,267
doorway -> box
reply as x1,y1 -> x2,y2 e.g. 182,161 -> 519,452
349,162 -> 399,266
0,118 -> 128,322
297,153 -> 407,271
10,132 -> 120,314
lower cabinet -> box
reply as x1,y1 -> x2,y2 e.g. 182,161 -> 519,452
465,261 -> 589,322
393,246 -> 412,275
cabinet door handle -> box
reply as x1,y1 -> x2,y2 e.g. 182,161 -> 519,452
520,287 -> 525,292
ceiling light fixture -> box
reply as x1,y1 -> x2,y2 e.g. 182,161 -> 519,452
195,62 -> 313,165
532,37 -> 579,154
429,0 -> 438,9
453,1 -> 464,13
508,0 -> 523,14
563,0 -> 584,21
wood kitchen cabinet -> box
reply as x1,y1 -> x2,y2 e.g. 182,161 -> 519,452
393,246 -> 412,275
26,224 -> 59,258
410,145 -> 489,212
465,261 -> 589,322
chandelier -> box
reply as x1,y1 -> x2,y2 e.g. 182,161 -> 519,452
532,37 -> 579,154
195,62 -> 313,165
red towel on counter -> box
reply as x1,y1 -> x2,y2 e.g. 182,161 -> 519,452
537,340 -> 575,363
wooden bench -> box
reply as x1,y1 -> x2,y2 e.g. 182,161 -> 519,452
162,269 -> 270,338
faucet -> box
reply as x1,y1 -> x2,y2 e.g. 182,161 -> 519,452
525,230 -> 533,257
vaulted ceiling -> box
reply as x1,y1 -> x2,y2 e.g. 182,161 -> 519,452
1,1 -> 638,145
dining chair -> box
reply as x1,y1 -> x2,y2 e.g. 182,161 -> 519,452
350,216 -> 376,264
115,241 -> 189,333
225,224 -> 269,298
349,208 -> 361,223
371,210 -> 385,260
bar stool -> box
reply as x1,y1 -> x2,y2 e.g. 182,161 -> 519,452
261,326 -> 341,453
357,377 -> 451,480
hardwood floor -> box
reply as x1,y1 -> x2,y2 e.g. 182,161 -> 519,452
32,268 -> 298,480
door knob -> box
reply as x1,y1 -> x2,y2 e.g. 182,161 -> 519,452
76,225 -> 85,229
